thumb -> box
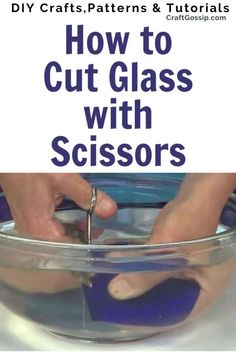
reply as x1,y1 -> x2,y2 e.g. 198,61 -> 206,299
108,270 -> 174,300
107,227 -> 180,300
56,174 -> 117,218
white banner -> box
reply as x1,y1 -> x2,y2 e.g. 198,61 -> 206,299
0,0 -> 235,172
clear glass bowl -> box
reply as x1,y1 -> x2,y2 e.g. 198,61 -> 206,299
0,174 -> 236,343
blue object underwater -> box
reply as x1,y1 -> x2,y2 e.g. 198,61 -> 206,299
0,275 -> 200,328
83,274 -> 200,326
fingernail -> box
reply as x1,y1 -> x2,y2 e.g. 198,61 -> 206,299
96,197 -> 115,213
109,278 -> 133,300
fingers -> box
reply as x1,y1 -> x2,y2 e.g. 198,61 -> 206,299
55,174 -> 117,218
0,174 -> 66,240
0,173 -> 117,242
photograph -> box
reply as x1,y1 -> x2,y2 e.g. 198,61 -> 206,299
0,173 -> 236,350
0,0 -> 235,351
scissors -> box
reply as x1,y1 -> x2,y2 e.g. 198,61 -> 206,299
86,187 -> 97,245
71,187 -> 97,287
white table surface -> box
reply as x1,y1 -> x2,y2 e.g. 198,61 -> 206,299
0,276 -> 236,351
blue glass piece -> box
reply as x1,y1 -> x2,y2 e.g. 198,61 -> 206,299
0,196 -> 12,222
84,274 -> 200,326
220,204 -> 236,227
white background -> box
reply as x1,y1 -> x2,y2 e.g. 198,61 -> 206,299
0,0 -> 235,172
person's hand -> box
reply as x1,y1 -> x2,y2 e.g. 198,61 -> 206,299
0,173 -> 117,241
0,173 -> 117,294
108,174 -> 236,322
108,197 -> 224,298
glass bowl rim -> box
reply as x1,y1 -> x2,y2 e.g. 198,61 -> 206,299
0,223 -> 235,251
